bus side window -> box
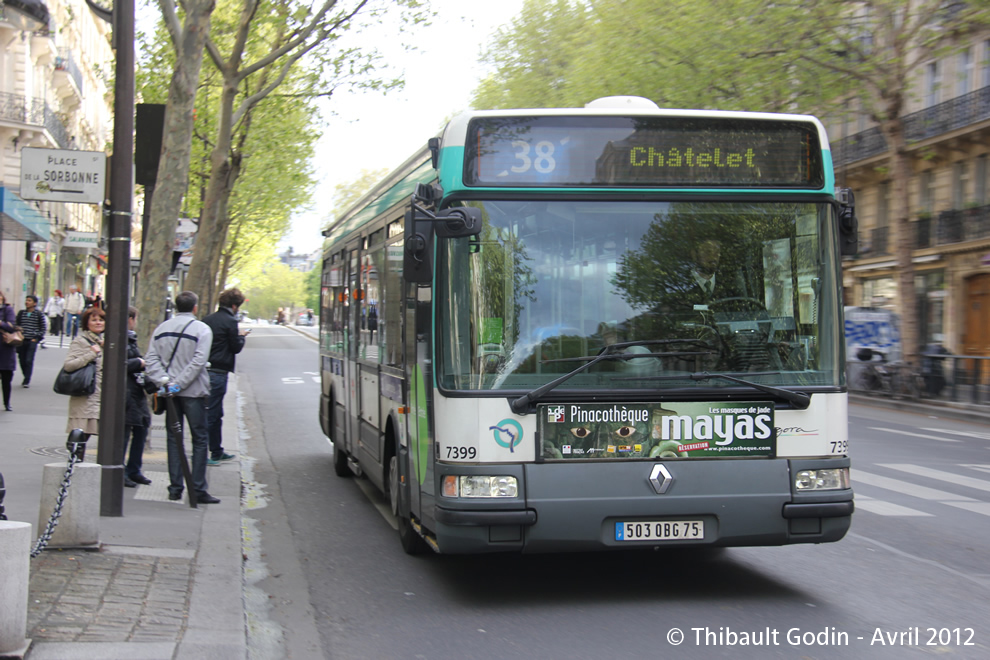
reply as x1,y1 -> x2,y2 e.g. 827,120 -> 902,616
383,239 -> 404,366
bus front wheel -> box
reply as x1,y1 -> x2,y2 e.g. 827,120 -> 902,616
332,440 -> 350,477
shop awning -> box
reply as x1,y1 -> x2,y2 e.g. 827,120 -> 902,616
0,186 -> 49,242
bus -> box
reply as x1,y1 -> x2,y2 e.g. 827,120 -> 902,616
319,96 -> 856,554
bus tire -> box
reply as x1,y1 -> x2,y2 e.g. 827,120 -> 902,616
333,440 -> 350,477
330,404 -> 350,477
389,452 -> 428,555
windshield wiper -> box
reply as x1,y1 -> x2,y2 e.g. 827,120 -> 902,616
509,340 -> 681,415
689,372 -> 811,409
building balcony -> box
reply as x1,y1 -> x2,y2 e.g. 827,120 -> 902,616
833,86 -> 990,168
855,205 -> 990,259
0,90 -> 69,148
53,48 -> 84,107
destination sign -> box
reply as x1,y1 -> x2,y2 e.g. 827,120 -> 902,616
465,116 -> 824,189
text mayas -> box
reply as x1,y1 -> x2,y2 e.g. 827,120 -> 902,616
660,407 -> 774,445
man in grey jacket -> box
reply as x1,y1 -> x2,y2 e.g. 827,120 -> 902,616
145,291 -> 219,504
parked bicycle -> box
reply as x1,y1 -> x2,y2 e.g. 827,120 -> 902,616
856,348 -> 924,399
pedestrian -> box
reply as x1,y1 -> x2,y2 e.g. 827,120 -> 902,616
367,304 -> 377,344
145,291 -> 219,504
15,294 -> 46,387
63,306 -> 105,439
0,291 -> 17,411
121,306 -> 154,487
44,289 -> 64,336
64,284 -> 86,338
202,288 -> 248,465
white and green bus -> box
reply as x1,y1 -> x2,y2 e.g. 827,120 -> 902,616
319,96 -> 855,554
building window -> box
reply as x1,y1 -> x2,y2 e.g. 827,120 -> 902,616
952,161 -> 968,208
977,155 -> 988,205
925,61 -> 940,107
983,39 -> 990,88
916,271 -> 945,345
877,181 -> 890,228
861,276 -> 896,308
919,170 -> 936,213
958,48 -> 972,96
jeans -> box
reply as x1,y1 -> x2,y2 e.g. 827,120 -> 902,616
206,369 -> 229,458
123,423 -> 149,479
65,313 -> 81,338
164,396 -> 209,496
17,339 -> 40,383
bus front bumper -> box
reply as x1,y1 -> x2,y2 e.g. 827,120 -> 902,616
429,457 -> 852,554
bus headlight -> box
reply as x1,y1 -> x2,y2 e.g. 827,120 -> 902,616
795,468 -> 850,491
442,475 -> 519,498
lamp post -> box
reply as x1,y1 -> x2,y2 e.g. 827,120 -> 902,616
86,0 -> 134,516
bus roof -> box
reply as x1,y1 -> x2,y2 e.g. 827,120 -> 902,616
324,100 -> 834,248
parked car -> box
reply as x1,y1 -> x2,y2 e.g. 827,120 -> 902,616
296,311 -> 315,326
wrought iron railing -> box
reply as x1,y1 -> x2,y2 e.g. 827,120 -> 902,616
0,91 -> 69,148
833,86 -> 990,167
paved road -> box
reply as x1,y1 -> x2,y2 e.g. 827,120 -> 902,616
239,325 -> 990,659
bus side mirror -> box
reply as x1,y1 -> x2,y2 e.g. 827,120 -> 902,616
837,188 -> 858,256
403,209 -> 434,284
434,207 -> 482,238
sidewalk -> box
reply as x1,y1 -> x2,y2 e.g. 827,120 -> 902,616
0,337 -> 244,659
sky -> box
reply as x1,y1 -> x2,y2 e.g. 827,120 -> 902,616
278,0 -> 527,254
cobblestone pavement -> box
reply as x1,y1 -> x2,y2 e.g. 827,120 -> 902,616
27,548 -> 194,645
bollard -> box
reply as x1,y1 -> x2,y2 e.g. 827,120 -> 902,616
0,471 -> 6,521
0,521 -> 32,657
36,462 -> 101,550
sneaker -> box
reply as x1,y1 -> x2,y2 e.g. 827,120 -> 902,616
216,453 -> 236,462
124,477 -> 137,488
207,458 -> 220,466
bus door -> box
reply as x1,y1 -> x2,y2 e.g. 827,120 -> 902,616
344,244 -> 362,459
404,282 -> 434,525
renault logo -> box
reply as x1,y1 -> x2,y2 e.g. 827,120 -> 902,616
649,464 -> 673,494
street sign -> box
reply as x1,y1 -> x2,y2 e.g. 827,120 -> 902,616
65,231 -> 99,249
33,253 -> 41,271
19,147 -> 106,204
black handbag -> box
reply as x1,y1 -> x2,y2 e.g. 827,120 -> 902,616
53,361 -> 97,396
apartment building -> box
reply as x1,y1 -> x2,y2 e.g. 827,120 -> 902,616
0,0 -> 113,306
830,34 -> 990,359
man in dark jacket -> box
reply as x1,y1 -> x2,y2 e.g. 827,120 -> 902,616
202,288 -> 248,464
15,295 -> 46,387
123,307 -> 153,487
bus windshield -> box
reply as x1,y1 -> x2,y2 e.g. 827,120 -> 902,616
438,199 -> 843,393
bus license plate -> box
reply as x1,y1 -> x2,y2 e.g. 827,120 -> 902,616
615,520 -> 704,542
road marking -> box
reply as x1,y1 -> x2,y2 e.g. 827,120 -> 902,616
867,427 -> 960,443
963,464 -> 990,475
944,501 -> 990,517
851,469 -> 977,501
879,463 -> 990,494
921,427 -> 990,440
854,494 -> 932,517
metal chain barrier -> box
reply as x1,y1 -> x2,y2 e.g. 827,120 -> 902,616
30,433 -> 88,558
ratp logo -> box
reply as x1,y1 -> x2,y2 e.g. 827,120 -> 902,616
490,419 -> 524,453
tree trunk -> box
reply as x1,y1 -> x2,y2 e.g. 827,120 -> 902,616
136,0 -> 215,346
882,114 -> 919,368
